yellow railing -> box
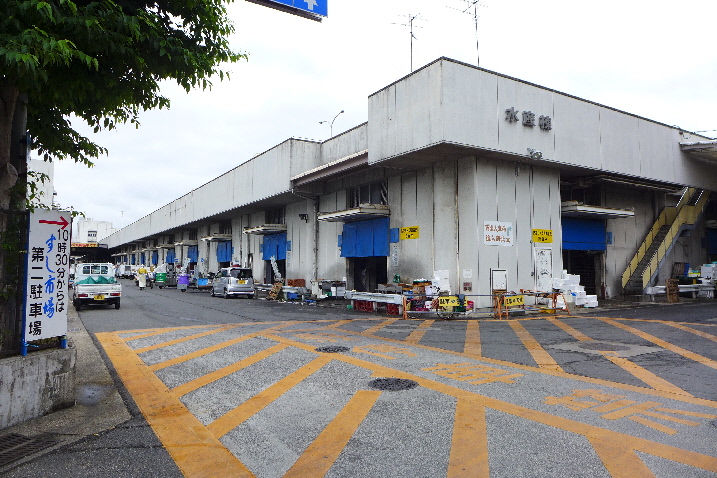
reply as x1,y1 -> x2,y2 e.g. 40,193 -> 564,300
639,192 -> 709,289
620,188 -> 707,289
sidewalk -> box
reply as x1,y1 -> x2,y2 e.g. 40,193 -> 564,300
0,308 -> 131,473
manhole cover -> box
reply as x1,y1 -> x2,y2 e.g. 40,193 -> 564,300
315,346 -> 350,353
578,342 -> 631,351
369,378 -> 419,391
0,433 -> 57,467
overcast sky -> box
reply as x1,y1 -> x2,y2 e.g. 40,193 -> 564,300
51,0 -> 717,232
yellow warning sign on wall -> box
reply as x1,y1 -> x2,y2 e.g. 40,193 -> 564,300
400,226 -> 420,240
532,229 -> 553,243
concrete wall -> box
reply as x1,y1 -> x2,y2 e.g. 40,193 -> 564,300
367,58 -> 717,191
0,347 -> 76,429
387,157 -> 561,308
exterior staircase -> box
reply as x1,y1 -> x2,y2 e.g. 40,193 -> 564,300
622,188 -> 709,294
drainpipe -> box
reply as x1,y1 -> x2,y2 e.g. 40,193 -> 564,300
313,197 -> 319,282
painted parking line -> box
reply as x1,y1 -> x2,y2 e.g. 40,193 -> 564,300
266,331 -> 717,474
342,319 -> 717,405
602,318 -> 717,370
546,317 -> 692,396
463,320 -> 482,356
98,318 -> 717,477
507,320 -> 563,372
206,354 -> 333,439
282,390 -> 381,477
97,331 -> 255,478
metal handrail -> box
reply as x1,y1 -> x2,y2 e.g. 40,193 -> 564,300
621,188 -> 696,289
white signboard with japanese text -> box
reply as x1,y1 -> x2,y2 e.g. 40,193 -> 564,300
483,221 -> 513,246
23,210 -> 72,341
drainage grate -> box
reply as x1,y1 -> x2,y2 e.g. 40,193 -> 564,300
369,378 -> 419,392
0,433 -> 58,467
578,342 -> 631,351
315,346 -> 350,353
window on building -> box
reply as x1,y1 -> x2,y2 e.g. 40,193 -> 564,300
219,222 -> 232,234
266,207 -> 286,225
87,230 -> 97,242
348,180 -> 388,208
188,230 -> 198,241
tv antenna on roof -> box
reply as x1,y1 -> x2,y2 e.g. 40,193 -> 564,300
449,0 -> 488,67
393,13 -> 424,72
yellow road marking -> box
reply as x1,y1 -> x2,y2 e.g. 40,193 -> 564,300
547,318 -> 691,396
151,334 -> 257,371
360,318 -> 400,335
120,329 -> 181,342
447,399 -> 489,477
546,317 -> 592,341
337,320 -> 717,408
320,319 -> 354,330
602,319 -> 717,371
263,333 -> 717,473
588,437 -> 655,478
134,325 -> 238,354
172,344 -> 289,397
96,332 -> 255,478
283,390 -> 381,477
207,354 -> 333,438
508,320 -> 563,372
666,322 -> 717,343
149,324 -> 289,371
600,353 -> 692,397
463,320 -> 482,356
404,319 -> 435,344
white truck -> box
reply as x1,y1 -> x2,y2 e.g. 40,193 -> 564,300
72,263 -> 122,310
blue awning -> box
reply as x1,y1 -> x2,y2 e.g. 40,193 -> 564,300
262,233 -> 287,261
562,218 -> 606,251
217,241 -> 233,263
341,217 -> 390,257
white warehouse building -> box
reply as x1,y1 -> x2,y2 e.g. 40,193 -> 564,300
104,58 -> 717,307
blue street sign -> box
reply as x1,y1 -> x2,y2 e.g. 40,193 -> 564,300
267,0 -> 327,17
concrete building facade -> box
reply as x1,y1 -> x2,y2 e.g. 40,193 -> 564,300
104,58 -> 717,306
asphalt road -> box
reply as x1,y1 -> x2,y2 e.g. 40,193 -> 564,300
4,280 -> 717,477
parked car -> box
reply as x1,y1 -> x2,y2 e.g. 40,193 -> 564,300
211,267 -> 255,298
72,263 -> 122,310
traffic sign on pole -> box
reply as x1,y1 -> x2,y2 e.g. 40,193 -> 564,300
246,0 -> 327,21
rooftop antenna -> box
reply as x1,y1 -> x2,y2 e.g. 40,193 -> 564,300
393,13 -> 424,72
449,0 -> 488,67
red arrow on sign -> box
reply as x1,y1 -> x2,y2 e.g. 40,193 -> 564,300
39,216 -> 69,229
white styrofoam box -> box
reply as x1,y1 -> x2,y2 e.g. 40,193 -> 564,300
584,301 -> 599,308
577,285 -> 585,292
576,291 -> 587,299
562,270 -> 569,278
425,286 -> 435,297
575,297 -> 588,306
586,295 -> 598,301
552,279 -> 565,289
567,274 -> 581,285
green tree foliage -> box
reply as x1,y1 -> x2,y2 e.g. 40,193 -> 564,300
1,0 -> 245,167
0,0 -> 244,352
